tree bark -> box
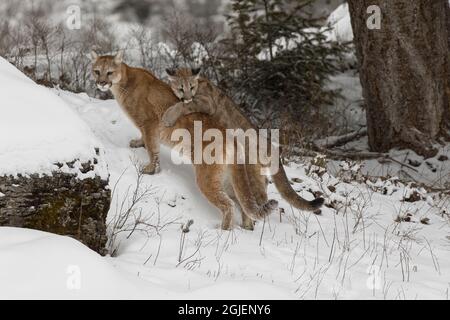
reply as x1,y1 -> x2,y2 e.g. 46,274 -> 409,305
347,0 -> 450,158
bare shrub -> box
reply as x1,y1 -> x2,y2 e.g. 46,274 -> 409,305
128,26 -> 167,77
161,10 -> 223,83
107,161 -> 182,260
0,2 -> 118,96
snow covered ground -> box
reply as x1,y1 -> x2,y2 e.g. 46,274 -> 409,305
0,80 -> 448,299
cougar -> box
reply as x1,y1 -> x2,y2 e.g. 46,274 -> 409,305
91,51 -> 323,230
162,67 -> 325,211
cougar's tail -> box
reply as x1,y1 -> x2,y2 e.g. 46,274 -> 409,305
272,160 -> 324,211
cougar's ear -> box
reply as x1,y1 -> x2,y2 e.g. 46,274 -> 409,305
166,68 -> 176,77
191,67 -> 201,78
90,50 -> 98,61
114,50 -> 124,64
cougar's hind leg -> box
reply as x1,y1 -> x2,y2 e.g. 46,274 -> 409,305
241,209 -> 255,231
224,177 -> 254,231
230,164 -> 277,222
195,164 -> 235,230
246,164 -> 269,205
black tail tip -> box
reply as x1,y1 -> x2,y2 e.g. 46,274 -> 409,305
310,197 -> 325,209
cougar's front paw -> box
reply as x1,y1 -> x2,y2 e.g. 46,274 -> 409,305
142,162 -> 161,175
129,138 -> 145,148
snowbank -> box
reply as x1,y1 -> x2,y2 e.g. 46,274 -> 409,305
0,227 -> 158,299
0,57 -> 107,179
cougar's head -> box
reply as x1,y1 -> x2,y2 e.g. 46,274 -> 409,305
166,67 -> 201,103
90,50 -> 124,92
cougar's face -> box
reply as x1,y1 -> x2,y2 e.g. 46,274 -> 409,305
166,68 -> 201,103
91,51 -> 123,92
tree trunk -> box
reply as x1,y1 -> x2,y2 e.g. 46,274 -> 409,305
347,0 -> 450,158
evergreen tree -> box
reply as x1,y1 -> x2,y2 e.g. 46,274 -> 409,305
219,0 -> 347,130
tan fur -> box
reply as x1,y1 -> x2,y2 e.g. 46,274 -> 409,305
162,68 -> 325,212
91,53 -> 276,230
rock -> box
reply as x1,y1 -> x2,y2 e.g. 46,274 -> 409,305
437,155 -> 449,162
0,57 -> 111,255
425,161 -> 437,173
407,159 -> 422,167
394,213 -> 413,223
403,190 -> 422,203
0,162 -> 110,255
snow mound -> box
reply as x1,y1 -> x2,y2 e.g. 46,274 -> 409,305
0,227 -> 158,299
0,57 -> 107,179
0,227 -> 296,299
